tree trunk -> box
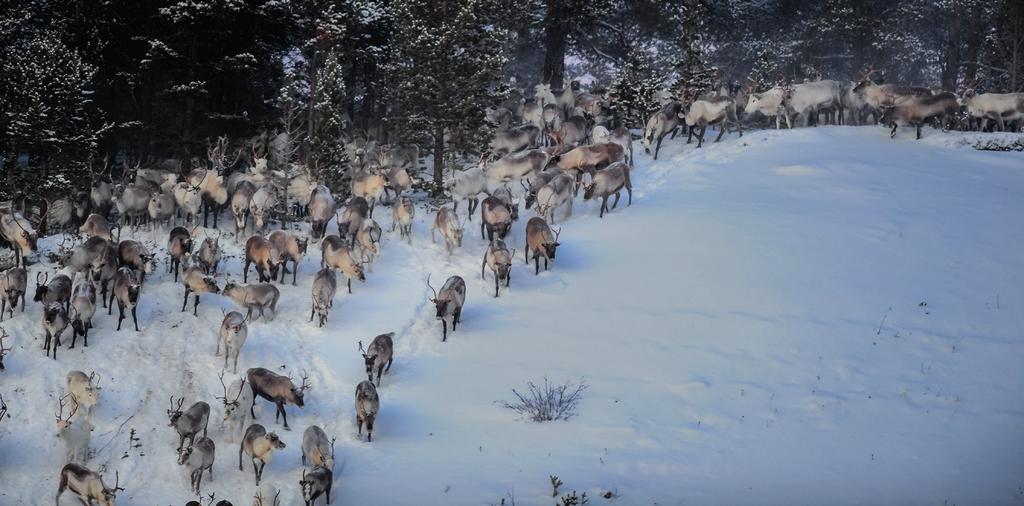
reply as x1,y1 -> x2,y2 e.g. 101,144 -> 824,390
541,0 -> 569,89
962,0 -> 983,85
941,1 -> 962,90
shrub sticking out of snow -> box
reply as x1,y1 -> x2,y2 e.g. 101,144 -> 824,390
500,378 -> 587,422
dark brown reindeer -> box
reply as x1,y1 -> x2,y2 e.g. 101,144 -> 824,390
247,367 -> 310,430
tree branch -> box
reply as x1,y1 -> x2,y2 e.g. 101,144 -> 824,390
572,29 -> 620,64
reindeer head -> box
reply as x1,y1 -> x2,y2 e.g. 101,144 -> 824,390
853,65 -> 877,93
218,372 -> 246,421
102,471 -> 124,503
167,396 -> 186,425
55,393 -> 78,432
139,254 -> 156,275
289,370 -> 311,407
545,228 -> 562,259
176,443 -> 194,465
359,341 -> 377,382
426,274 -> 450,318
43,303 -> 66,326
296,237 -> 309,256
33,272 -> 49,302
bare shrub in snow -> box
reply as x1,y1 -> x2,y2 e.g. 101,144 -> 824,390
500,378 -> 586,422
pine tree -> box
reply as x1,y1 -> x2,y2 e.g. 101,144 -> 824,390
309,51 -> 350,195
671,0 -> 716,104
384,0 -> 508,189
607,42 -> 662,129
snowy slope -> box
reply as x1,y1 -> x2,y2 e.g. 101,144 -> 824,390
1,125 -> 1024,505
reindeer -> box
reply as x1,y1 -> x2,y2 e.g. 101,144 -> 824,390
301,425 -> 336,470
392,197 -> 415,244
310,268 -> 337,328
67,370 -> 101,425
523,100 -> 544,136
491,125 -> 540,154
489,185 -> 519,221
379,144 -> 420,169
431,208 -> 464,256
231,180 -> 257,238
355,380 -> 380,441
558,115 -> 589,145
337,197 -> 369,247
69,276 -> 97,347
301,466 -> 334,506
56,464 -> 123,506
427,274 -> 466,342
522,167 -> 560,210
195,136 -> 239,227
253,484 -> 282,506
197,234 -> 222,275
223,282 -> 280,322
321,235 -> 366,294
56,394 -> 91,463
90,241 -> 119,311
244,235 -> 281,283
643,101 -> 684,159
308,185 -> 337,241
684,97 -> 743,148
240,423 -> 286,485
117,240 -> 155,284
351,171 -> 388,218
167,396 -> 211,452
880,92 -> 959,139
852,66 -> 932,115
0,266 -> 27,320
111,267 -> 141,332
525,217 -> 561,275
606,127 -> 634,166
250,184 -> 277,233
483,149 -> 550,186
218,372 -> 252,443
173,181 -> 204,225
218,311 -> 248,373
381,165 -> 419,201
446,164 -> 487,219
0,206 -> 38,267
780,80 -> 844,127
480,196 -> 514,242
247,367 -> 310,431
534,172 -> 574,224
167,226 -> 195,282
43,302 -> 70,360
482,240 -> 515,298
355,219 -> 382,271
542,104 -> 562,140
113,181 -> 154,229
178,436 -> 215,495
87,157 -> 115,218
181,264 -> 222,316
79,213 -> 114,241
744,87 -> 788,129
34,272 -> 72,309
960,85 -> 1024,132
360,332 -> 394,385
554,143 -> 624,189
147,191 -> 176,233
267,230 -> 308,285
582,162 -> 632,218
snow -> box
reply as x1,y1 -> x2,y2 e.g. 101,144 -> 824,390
2,125 -> 1024,505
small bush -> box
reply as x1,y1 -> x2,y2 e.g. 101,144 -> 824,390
500,378 -> 587,422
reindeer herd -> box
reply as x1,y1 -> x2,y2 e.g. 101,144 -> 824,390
0,62 -> 1019,504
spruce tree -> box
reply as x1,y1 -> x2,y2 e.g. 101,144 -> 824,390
384,0 -> 507,189
607,42 -> 662,129
671,0 -> 716,104
309,51 -> 350,195
748,47 -> 781,91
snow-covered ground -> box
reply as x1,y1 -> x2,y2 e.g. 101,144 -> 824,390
2,125 -> 1023,505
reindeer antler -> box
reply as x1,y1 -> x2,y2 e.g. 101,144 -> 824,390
426,273 -> 438,301
0,328 -> 10,356
299,369 -> 311,392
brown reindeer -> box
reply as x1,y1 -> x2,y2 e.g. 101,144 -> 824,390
244,235 -> 281,283
525,217 -> 561,275
247,367 -> 310,431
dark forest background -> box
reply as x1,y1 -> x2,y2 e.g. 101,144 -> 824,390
2,0 -> 1022,191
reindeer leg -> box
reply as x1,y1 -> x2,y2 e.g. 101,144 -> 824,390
181,287 -> 190,312
70,326 -> 78,349
347,278 -> 352,295
132,306 -> 139,332
715,123 -> 726,142
655,137 -> 663,160
442,319 -> 448,342
193,294 -> 200,316
480,220 -> 485,240
116,301 -> 125,331
243,260 -> 250,283
495,274 -> 499,297
890,123 -> 898,139
534,255 -> 540,275
612,192 -> 621,209
916,123 -> 922,140
281,403 -> 290,430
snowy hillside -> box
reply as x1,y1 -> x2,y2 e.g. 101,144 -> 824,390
2,126 -> 1024,505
